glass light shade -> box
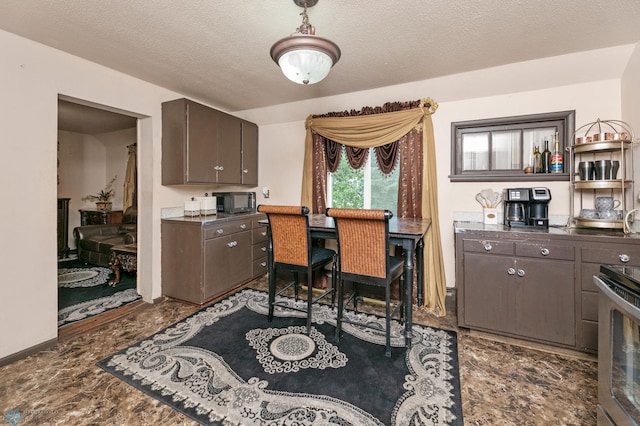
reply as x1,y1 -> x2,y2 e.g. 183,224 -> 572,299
271,34 -> 341,85
278,49 -> 333,84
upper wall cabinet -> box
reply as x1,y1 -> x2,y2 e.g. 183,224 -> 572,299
162,98 -> 259,186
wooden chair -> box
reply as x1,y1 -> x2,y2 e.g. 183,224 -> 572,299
257,205 -> 337,334
326,208 -> 404,357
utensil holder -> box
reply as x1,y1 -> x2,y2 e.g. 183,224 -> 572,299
484,208 -> 498,225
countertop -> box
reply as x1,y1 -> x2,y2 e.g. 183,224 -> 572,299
454,221 -> 640,240
161,211 -> 264,225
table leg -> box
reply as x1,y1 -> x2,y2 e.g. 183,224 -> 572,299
403,243 -> 415,348
109,256 -> 121,287
416,237 -> 424,307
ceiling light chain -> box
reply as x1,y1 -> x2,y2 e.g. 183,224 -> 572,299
270,0 -> 341,85
295,3 -> 315,36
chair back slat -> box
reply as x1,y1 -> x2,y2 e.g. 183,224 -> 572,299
258,205 -> 310,266
326,208 -> 391,278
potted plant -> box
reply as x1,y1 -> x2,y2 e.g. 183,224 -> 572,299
83,175 -> 117,211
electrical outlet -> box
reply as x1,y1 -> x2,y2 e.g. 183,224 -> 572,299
262,187 -> 270,198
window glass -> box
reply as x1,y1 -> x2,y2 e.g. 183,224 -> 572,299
462,133 -> 489,171
328,148 -> 399,213
492,130 -> 521,170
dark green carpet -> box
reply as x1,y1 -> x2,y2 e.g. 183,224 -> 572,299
58,259 -> 139,326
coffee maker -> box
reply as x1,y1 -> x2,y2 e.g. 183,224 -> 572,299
504,187 -> 552,228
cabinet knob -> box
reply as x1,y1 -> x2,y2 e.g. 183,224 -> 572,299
213,165 -> 221,171
261,231 -> 267,236
216,229 -> 224,234
227,241 -> 237,248
260,262 -> 267,267
243,169 -> 249,174
619,254 -> 630,263
261,247 -> 266,252
218,166 -> 224,171
540,248 -> 550,256
517,269 -> 526,277
507,268 -> 516,275
240,224 -> 247,230
482,241 -> 492,251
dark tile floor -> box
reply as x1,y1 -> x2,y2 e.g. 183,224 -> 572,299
1,278 -> 598,425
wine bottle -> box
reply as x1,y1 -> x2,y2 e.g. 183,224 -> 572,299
551,131 -> 563,173
533,146 -> 542,173
541,139 -> 551,173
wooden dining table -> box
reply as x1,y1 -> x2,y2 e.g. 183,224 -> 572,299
306,214 -> 431,349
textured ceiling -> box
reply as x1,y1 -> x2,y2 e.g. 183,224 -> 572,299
2,0 -> 640,117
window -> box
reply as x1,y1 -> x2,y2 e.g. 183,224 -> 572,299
450,110 -> 575,182
327,148 -> 399,212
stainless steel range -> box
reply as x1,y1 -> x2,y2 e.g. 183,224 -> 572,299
594,265 -> 640,425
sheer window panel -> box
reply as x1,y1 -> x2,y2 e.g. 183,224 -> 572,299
462,132 -> 489,171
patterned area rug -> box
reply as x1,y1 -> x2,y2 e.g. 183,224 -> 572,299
98,289 -> 462,425
58,260 -> 140,327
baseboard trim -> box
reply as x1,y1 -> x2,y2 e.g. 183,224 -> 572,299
0,338 -> 58,368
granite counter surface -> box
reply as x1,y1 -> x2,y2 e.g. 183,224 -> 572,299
454,221 -> 640,241
161,211 -> 264,225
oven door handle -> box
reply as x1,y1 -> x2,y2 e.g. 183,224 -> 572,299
594,275 -> 640,321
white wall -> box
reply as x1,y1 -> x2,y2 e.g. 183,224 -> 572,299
621,43 -> 640,191
1,26 -> 636,360
58,128 -> 135,248
0,29 -> 184,359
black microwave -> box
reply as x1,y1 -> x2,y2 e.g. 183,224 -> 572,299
213,192 -> 256,214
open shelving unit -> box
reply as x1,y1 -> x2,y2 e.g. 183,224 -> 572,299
568,119 -> 636,231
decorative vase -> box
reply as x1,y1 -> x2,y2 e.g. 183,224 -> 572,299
96,202 -> 112,212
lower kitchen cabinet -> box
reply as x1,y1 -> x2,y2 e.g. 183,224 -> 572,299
162,213 -> 266,305
459,236 -> 575,347
455,224 -> 640,353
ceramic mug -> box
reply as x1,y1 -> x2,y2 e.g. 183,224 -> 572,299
580,209 -> 598,219
599,210 -> 618,220
596,196 -> 621,212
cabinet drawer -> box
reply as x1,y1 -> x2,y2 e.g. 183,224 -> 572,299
204,220 -> 251,239
253,258 -> 268,276
253,242 -> 268,259
253,227 -> 268,244
516,242 -> 575,261
582,246 -> 640,266
462,238 -> 514,256
252,215 -> 266,228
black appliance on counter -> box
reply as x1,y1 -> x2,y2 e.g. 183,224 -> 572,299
213,192 -> 256,214
594,265 -> 640,425
503,187 -> 552,228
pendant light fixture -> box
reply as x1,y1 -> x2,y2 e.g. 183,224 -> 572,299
270,0 -> 341,85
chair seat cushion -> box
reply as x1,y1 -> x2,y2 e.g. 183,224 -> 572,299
311,247 -> 336,266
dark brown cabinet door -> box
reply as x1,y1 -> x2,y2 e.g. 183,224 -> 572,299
203,231 -> 252,301
215,111 -> 242,184
186,100 -> 218,183
241,121 -> 259,186
462,252 -> 513,333
514,257 -> 575,346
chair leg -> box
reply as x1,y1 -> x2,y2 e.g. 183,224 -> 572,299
293,272 -> 299,300
330,258 -> 337,308
335,273 -> 344,342
268,266 -> 276,322
385,283 -> 392,357
306,268 -> 313,334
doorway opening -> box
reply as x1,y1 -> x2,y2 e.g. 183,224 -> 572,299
57,96 -> 142,336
